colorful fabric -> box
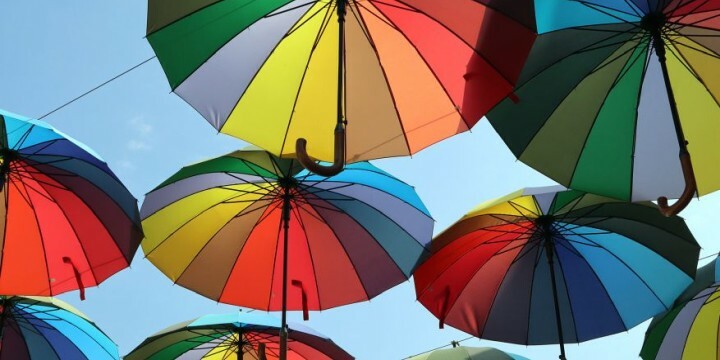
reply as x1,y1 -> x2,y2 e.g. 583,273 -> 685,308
140,149 -> 432,310
415,186 -> 699,345
408,346 -> 530,360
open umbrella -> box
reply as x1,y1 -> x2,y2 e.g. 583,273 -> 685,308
414,187 -> 700,360
640,256 -> 720,359
0,110 -> 142,298
146,0 -> 537,175
0,296 -> 119,359
487,0 -> 720,215
407,344 -> 529,360
140,148 -> 432,358
125,312 -> 352,360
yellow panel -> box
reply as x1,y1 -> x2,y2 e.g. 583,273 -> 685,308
141,184 -> 266,253
284,7 -> 339,161
683,288 -> 720,359
222,2 -> 332,155
667,40 -> 720,196
466,192 -> 540,219
201,334 -> 236,359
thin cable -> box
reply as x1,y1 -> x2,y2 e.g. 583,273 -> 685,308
402,336 -> 474,359
37,56 -> 156,120
700,252 -> 719,261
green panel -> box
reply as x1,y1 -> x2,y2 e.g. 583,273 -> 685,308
147,0 -> 222,33
157,156 -> 279,189
569,43 -> 648,200
488,25 -> 636,156
640,304 -> 685,360
548,189 -> 585,215
147,0 -> 294,88
520,40 -> 639,184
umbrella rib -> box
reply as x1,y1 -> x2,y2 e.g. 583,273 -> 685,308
666,0 -> 713,26
290,202 -> 323,310
277,2 -> 335,155
665,32 -> 720,59
347,2 -> 374,45
552,242 -> 583,342
662,36 -> 720,110
284,0 -> 333,39
10,124 -> 35,152
573,1 -> 642,26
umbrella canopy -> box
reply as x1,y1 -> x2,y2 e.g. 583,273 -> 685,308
414,187 -> 699,360
641,256 -> 720,360
0,296 -> 119,360
146,0 -> 537,173
487,0 -> 720,214
407,346 -> 529,360
0,110 -> 142,297
125,312 -> 353,360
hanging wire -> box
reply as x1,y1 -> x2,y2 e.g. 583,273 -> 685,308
401,336 -> 475,359
36,56 -> 156,120
700,251 -> 719,261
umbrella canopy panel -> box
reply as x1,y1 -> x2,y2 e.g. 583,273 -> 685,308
146,0 -> 537,163
408,346 -> 530,360
488,0 -> 720,202
126,312 -> 353,360
0,110 -> 142,296
0,296 -> 119,360
141,149 -> 432,310
415,187 -> 699,345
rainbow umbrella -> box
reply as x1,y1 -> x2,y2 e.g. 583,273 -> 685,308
0,296 -> 119,359
140,149 -> 432,357
126,312 -> 352,360
641,256 -> 720,359
0,110 -> 142,297
414,187 -> 699,360
146,0 -> 537,174
487,0 -> 720,215
407,344 -> 530,360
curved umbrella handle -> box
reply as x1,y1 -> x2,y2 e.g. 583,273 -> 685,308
295,125 -> 345,177
658,151 -> 696,217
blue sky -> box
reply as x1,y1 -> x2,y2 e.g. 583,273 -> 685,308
2,1 -> 719,359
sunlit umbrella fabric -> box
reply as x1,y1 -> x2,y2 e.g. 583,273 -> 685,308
0,296 -> 119,360
415,187 -> 699,348
140,149 -> 432,310
407,346 -> 530,360
125,312 -> 352,360
0,110 -> 142,296
146,0 -> 537,162
641,256 -> 720,360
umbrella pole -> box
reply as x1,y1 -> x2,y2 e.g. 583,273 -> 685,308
544,238 -> 567,360
651,30 -> 697,216
279,192 -> 292,360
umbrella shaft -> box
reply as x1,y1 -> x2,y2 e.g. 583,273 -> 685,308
544,240 -> 567,360
280,194 -> 291,360
336,0 -> 346,129
652,32 -> 688,154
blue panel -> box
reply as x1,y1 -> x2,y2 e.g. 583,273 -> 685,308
535,0 -> 639,33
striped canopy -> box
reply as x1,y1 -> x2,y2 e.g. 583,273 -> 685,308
0,110 -> 142,296
415,187 -> 699,346
126,312 -> 352,360
641,257 -> 720,360
140,149 -> 432,310
146,0 -> 536,162
488,0 -> 720,202
0,296 -> 118,360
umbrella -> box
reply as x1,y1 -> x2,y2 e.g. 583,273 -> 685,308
414,186 -> 699,360
640,256 -> 720,359
486,0 -> 720,215
140,148 -> 432,358
0,295 -> 119,359
407,344 -> 530,360
146,0 -> 537,175
0,110 -> 142,297
125,312 -> 352,360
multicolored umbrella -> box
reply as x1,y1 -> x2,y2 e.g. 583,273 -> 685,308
125,312 -> 353,360
487,0 -> 720,215
641,256 -> 720,359
407,345 -> 529,360
0,110 -> 142,297
414,187 -> 699,360
146,0 -> 537,174
140,149 -> 432,357
0,296 -> 119,359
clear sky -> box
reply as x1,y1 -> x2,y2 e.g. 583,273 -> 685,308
1,1 -> 719,359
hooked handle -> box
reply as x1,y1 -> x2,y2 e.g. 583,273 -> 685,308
295,124 -> 345,177
658,151 -> 696,217
257,343 -> 267,360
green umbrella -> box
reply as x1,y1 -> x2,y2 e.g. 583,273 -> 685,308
407,345 -> 530,360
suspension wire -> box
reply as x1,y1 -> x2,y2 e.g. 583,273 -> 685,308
700,251 -> 719,261
401,336 -> 475,359
36,56 -> 157,120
